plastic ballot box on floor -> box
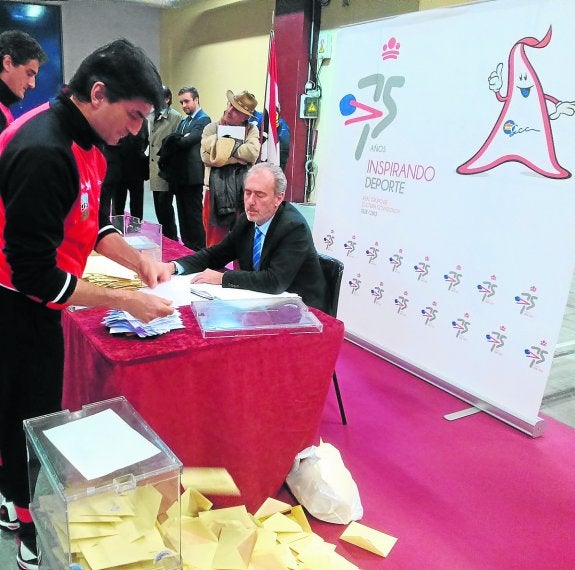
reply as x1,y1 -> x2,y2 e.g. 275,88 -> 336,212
23,396 -> 183,570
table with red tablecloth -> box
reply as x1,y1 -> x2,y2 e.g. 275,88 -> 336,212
62,238 -> 344,511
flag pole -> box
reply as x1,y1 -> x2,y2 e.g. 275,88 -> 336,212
259,11 -> 280,166
260,12 -> 275,146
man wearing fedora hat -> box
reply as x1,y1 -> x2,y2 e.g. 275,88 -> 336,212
200,89 -> 261,246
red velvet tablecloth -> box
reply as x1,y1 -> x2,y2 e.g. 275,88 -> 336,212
62,238 -> 344,511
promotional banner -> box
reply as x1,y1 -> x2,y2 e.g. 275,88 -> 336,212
312,0 -> 575,428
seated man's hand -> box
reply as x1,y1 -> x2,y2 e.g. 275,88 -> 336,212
190,268 -> 224,285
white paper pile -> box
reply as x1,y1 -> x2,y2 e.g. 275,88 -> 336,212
102,309 -> 184,338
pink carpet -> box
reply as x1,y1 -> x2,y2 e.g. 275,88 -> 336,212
275,340 -> 575,569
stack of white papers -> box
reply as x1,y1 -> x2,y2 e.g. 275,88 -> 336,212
141,275 -> 299,308
102,308 -> 184,338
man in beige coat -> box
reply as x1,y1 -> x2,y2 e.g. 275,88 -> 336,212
201,89 -> 261,246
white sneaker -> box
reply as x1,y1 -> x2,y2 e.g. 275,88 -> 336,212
0,496 -> 19,532
17,539 -> 39,570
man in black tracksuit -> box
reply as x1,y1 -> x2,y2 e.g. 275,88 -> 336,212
0,40 -> 174,570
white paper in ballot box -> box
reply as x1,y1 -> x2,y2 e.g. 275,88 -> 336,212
286,440 -> 363,524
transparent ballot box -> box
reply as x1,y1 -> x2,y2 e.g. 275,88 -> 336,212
191,296 -> 323,338
110,214 -> 162,261
24,397 -> 183,570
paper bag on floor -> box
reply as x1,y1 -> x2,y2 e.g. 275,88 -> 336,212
285,440 -> 363,524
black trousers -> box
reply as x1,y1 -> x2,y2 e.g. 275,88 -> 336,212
153,191 -> 178,242
172,183 -> 205,251
0,287 -> 63,509
112,178 -> 145,221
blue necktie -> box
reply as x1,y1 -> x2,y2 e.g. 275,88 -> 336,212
178,115 -> 191,134
253,227 -> 263,270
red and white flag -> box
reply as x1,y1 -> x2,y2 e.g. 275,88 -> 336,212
260,30 -> 280,165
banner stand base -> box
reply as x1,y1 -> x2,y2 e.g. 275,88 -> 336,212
444,407 -> 481,421
345,331 -> 546,438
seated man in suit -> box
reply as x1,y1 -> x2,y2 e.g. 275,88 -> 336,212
167,162 -> 328,311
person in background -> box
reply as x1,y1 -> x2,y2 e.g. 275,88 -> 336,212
0,39 -> 173,570
200,89 -> 261,246
277,104 -> 291,172
100,120 -> 149,222
167,162 -> 327,311
158,86 -> 210,251
251,103 -> 291,172
0,28 -> 46,563
149,85 -> 181,241
0,30 -> 47,134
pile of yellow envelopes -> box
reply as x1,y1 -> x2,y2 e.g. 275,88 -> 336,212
39,484 -> 178,569
39,467 -> 397,569
160,467 -> 398,570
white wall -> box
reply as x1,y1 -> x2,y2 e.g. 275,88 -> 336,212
59,0 -> 161,81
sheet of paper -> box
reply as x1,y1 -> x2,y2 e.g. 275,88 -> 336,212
140,275 -> 299,307
83,254 -> 136,280
43,409 -> 161,480
217,124 -> 245,140
140,275 -> 193,307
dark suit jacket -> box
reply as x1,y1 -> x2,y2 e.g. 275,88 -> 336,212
175,202 -> 328,311
158,108 -> 210,186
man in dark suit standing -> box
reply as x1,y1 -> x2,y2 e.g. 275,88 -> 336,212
166,162 -> 327,311
159,86 -> 210,251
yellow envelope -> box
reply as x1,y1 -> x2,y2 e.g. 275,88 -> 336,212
275,531 -> 309,545
297,547 -> 333,570
80,533 -> 152,570
68,494 -> 134,518
211,527 -> 257,570
182,467 -> 240,495
181,540 -> 218,570
180,517 -> 219,546
187,487 -> 213,515
286,532 -> 325,555
274,542 -> 300,570
199,505 -> 257,534
69,521 -> 119,541
261,512 -> 303,533
340,521 -> 398,557
129,485 -> 162,532
247,550 -> 289,570
253,497 -> 292,520
252,528 -> 278,553
326,550 -> 360,570
70,515 -> 123,523
287,505 -> 312,533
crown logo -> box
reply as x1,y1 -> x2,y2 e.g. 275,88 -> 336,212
382,37 -> 401,60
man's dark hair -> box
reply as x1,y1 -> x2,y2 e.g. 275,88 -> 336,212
0,30 -> 47,67
178,86 -> 199,100
162,85 -> 172,106
68,39 -> 163,112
